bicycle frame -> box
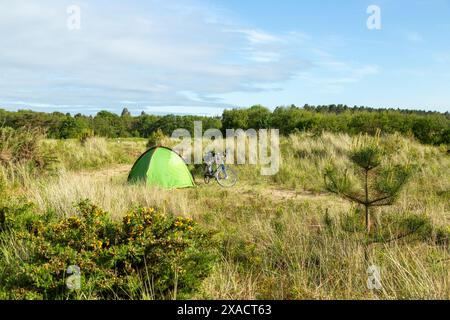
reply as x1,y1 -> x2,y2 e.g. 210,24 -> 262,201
204,163 -> 224,178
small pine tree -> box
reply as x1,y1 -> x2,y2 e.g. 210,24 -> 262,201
324,133 -> 413,232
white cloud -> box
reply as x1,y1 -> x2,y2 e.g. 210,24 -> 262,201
235,29 -> 282,44
247,51 -> 281,63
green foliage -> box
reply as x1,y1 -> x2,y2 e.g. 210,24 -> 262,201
0,200 -> 216,300
146,129 -> 167,148
0,126 -> 57,174
1,106 -> 448,145
93,111 -> 130,138
59,117 -> 89,139
271,105 -> 317,134
246,105 -> 272,129
0,173 -> 37,233
368,214 -> 434,244
375,164 -> 413,196
79,128 -> 95,145
40,137 -> 147,171
1,127 -> 40,165
323,165 -> 353,195
340,209 -> 366,233
434,226 -> 450,246
324,134 -> 414,232
349,143 -> 382,170
222,108 -> 249,130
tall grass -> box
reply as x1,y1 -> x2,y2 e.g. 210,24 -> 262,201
0,126 -> 57,186
40,137 -> 147,171
28,170 -> 195,220
200,203 -> 449,299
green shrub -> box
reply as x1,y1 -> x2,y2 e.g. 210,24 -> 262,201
79,128 -> 95,145
0,126 -> 57,175
368,213 -> 434,244
0,172 -> 37,232
435,226 -> 450,246
341,208 -> 366,233
146,129 -> 167,148
0,200 -> 216,300
325,133 -> 414,232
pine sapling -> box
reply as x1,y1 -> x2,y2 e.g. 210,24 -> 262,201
324,134 -> 413,232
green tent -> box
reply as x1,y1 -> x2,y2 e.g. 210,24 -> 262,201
128,146 -> 195,189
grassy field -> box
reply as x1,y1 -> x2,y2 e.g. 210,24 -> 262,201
1,132 -> 449,299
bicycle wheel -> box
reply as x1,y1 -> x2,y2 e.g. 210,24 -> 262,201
203,164 -> 212,184
216,166 -> 237,188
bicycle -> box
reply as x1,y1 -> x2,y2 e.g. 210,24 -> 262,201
203,151 -> 237,188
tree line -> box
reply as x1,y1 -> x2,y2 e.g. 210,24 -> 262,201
1,104 -> 449,145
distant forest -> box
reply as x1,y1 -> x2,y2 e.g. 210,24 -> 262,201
1,105 -> 449,145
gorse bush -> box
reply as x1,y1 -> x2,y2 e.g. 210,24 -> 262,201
0,200 -> 216,300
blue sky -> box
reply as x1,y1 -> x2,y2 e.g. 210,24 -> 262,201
0,0 -> 449,115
